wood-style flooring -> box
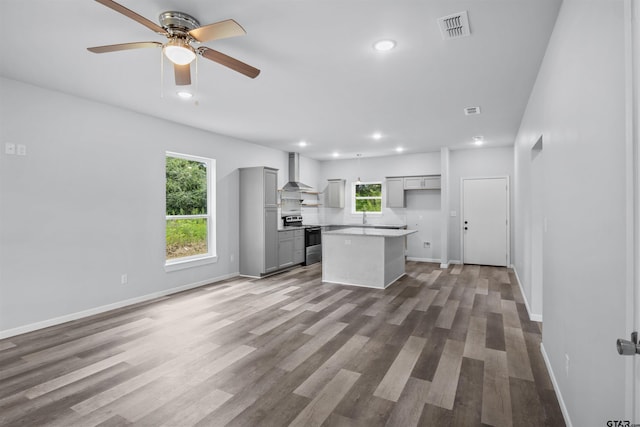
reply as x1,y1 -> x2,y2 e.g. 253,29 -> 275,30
0,262 -> 565,426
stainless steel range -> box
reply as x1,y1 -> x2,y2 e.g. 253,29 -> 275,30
282,215 -> 321,266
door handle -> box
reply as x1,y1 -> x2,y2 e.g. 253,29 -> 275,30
616,331 -> 640,355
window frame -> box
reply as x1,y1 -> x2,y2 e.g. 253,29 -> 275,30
164,151 -> 217,272
351,181 -> 383,215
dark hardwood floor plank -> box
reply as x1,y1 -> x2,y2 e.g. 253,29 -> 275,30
482,348 -> 513,427
383,376 -> 430,427
452,357 -> 485,426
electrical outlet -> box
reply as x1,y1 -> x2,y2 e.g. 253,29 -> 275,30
565,353 -> 570,378
230,254 -> 234,262
423,242 -> 431,248
121,274 -> 128,285
17,144 -> 26,156
345,239 -> 351,245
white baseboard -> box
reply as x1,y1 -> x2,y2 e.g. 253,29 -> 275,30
0,272 -> 239,340
540,343 -> 573,427
406,257 -> 441,263
511,266 -> 543,322
438,259 -> 461,269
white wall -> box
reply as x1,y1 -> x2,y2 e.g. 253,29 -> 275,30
513,1 -> 628,425
317,153 -> 441,260
0,77 -> 319,335
448,146 -> 514,263
317,149 -> 513,263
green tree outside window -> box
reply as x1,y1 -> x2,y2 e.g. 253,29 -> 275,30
354,183 -> 382,212
166,155 -> 209,260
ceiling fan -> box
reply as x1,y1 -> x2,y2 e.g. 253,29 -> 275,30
87,0 -> 260,86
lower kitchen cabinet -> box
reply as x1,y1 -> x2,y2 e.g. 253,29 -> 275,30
278,229 -> 305,269
264,208 -> 279,273
293,230 -> 304,264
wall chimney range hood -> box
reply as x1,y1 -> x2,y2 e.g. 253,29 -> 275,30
283,152 -> 312,191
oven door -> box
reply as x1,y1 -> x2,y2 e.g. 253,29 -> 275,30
305,227 -> 322,247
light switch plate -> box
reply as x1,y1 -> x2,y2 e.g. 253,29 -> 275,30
450,211 -> 457,217
5,143 -> 15,155
17,144 -> 26,156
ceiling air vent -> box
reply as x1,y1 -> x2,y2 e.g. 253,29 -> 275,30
438,11 -> 471,40
464,106 -> 481,116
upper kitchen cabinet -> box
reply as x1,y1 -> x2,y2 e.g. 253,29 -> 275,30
326,179 -> 345,208
264,168 -> 278,207
386,177 -> 405,208
403,175 -> 441,190
239,166 -> 279,277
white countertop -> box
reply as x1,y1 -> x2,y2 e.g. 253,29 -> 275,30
323,227 -> 417,237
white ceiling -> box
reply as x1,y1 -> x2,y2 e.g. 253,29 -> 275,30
0,0 -> 562,160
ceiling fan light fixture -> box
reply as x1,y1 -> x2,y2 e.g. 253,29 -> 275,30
163,39 -> 196,65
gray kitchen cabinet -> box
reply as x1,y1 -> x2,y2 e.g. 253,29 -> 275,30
326,179 -> 345,208
264,168 -> 278,207
264,208 -> 279,273
403,175 -> 441,190
278,229 -> 305,268
278,230 -> 295,269
240,167 -> 280,276
293,229 -> 305,264
386,177 -> 405,208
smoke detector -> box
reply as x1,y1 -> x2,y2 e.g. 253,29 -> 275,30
464,106 -> 481,116
438,11 -> 471,40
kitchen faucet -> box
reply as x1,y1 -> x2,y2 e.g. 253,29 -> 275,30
362,211 -> 367,225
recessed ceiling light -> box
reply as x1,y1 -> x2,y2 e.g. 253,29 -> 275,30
473,136 -> 484,145
395,147 -> 404,153
176,91 -> 193,99
372,132 -> 382,140
332,152 -> 340,158
373,40 -> 396,51
298,140 -> 307,147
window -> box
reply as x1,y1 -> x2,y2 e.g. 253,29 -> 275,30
352,182 -> 382,213
165,152 -> 216,270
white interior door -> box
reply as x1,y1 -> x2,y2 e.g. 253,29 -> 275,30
462,177 -> 509,266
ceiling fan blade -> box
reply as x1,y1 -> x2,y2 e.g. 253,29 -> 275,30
87,41 -> 162,53
188,19 -> 246,43
198,47 -> 260,79
174,64 -> 191,86
95,0 -> 168,36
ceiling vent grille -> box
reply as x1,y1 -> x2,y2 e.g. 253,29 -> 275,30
438,11 -> 471,40
464,106 -> 481,115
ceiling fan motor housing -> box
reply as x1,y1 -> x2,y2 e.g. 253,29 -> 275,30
159,11 -> 200,37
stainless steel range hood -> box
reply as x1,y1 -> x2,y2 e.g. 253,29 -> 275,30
283,152 -> 312,191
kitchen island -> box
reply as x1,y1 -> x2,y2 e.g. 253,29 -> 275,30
322,227 -> 418,289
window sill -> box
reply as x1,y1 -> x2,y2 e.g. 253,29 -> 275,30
165,255 -> 218,272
